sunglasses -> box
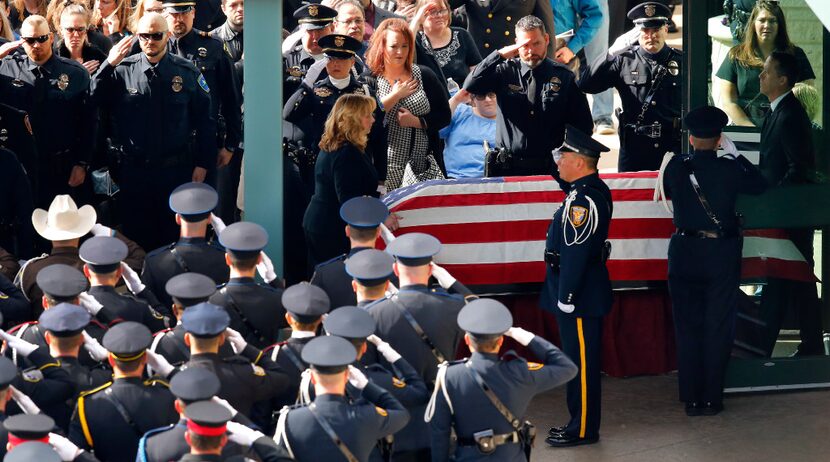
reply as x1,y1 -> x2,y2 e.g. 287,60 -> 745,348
138,32 -> 165,41
472,92 -> 496,101
22,35 -> 49,44
62,27 -> 87,34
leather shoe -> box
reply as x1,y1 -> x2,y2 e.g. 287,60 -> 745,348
701,402 -> 723,416
545,433 -> 599,447
547,425 -> 567,437
684,401 -> 703,417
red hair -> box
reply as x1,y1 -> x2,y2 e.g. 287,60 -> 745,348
365,17 -> 414,76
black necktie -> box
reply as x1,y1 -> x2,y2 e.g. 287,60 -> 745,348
169,39 -> 179,56
32,67 -> 48,104
527,69 -> 537,106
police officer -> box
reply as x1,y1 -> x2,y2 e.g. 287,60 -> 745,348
579,2 -> 682,172
541,126 -> 612,447
91,13 -> 215,250
209,222 -> 286,348
0,145 -> 35,260
141,182 -> 230,310
345,248 -> 395,308
464,15 -> 592,176
274,335 -> 410,461
3,415 -> 54,458
192,0 -> 224,32
310,197 -> 390,309
0,270 -> 28,330
210,0 -> 243,83
661,106 -> 766,416
283,4 -> 336,103
67,322 -> 178,461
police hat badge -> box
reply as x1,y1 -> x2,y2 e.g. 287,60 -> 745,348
57,74 -> 69,91
198,47 -> 207,58
334,36 -> 345,47
667,60 -> 679,76
645,4 -> 656,16
308,4 -> 318,16
172,75 -> 183,92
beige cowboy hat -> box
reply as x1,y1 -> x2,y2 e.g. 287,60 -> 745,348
32,195 -> 97,241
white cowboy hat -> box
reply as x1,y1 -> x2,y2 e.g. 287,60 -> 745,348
32,195 -> 97,241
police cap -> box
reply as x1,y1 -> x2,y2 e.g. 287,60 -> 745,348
627,2 -> 672,29
79,236 -> 128,274
162,0 -> 195,13
184,400 -> 232,436
457,298 -> 512,339
39,303 -> 91,337
181,302 -> 230,338
345,249 -> 394,287
301,335 -> 356,374
35,264 -> 89,300
294,3 -> 336,30
165,273 -> 217,307
4,442 -> 61,462
385,233 -> 441,267
683,105 -> 728,139
3,414 -> 55,441
170,367 -> 221,403
558,125 -> 610,160
219,222 -> 268,260
322,306 -> 376,341
102,321 -> 152,361
169,182 -> 218,222
281,282 -> 330,323
319,34 -> 362,59
0,357 -> 17,389
340,196 -> 388,229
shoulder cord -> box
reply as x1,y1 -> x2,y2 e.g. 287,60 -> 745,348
274,407 -> 296,460
424,361 -> 454,422
562,192 -> 598,246
654,151 -> 676,214
298,369 -> 313,405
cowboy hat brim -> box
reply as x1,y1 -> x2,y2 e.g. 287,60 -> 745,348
32,205 -> 97,241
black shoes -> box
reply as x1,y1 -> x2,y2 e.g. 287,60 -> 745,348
545,432 -> 599,447
684,401 -> 702,416
701,402 -> 723,416
547,425 -> 567,437
685,401 -> 723,416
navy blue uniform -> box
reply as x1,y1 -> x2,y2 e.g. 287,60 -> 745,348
149,325 -> 235,367
208,277 -> 287,348
137,419 -> 245,462
250,336 -> 314,433
87,285 -> 168,331
663,150 -> 766,405
310,247 -> 370,309
0,145 -> 35,260
194,0 -> 225,32
0,271 -> 29,329
540,172 -> 612,441
41,356 -> 111,432
210,22 -> 243,84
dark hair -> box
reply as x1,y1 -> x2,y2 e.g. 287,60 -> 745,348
515,15 -> 546,35
769,50 -> 799,88
229,254 -> 258,272
187,432 -> 225,452
347,225 -> 378,242
469,335 -> 501,352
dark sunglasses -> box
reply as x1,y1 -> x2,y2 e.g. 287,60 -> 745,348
62,27 -> 87,34
473,92 -> 496,101
138,32 -> 165,41
22,35 -> 49,44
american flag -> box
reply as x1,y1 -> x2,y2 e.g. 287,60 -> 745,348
382,172 -> 815,292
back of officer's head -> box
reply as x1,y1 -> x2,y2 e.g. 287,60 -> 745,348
345,225 -> 380,245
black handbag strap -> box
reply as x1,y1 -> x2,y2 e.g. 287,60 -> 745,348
169,247 -> 190,273
465,361 -> 521,430
308,403 -> 359,462
220,287 -> 267,343
681,157 -> 723,231
103,388 -> 144,437
389,296 -> 446,363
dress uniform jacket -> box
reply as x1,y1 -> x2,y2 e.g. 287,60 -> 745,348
0,101 -> 38,191
8,346 -> 76,409
210,22 -> 243,85
429,336 -> 577,461
138,419 -> 244,462
448,0 -> 556,57
8,319 -> 107,369
150,324 -> 235,367
68,377 -> 178,462
87,285 -> 168,332
464,51 -> 592,174
251,336 -> 314,433
0,147 -> 34,261
42,355 -> 111,432
208,277 -> 287,349
283,45 -> 318,106
0,273 -> 29,329
310,247 -> 370,309
579,44 -> 682,172
758,92 -> 815,186
194,0 -> 225,32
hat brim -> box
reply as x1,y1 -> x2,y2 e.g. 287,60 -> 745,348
300,22 -> 331,31
32,205 -> 97,241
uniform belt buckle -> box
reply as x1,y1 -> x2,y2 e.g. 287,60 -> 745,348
642,122 -> 662,139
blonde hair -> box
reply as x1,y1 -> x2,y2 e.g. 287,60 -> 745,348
0,8 -> 13,41
90,0 -> 131,35
127,0 -> 159,33
792,82 -> 819,122
48,1 -> 89,36
319,94 -> 376,153
12,0 -> 47,24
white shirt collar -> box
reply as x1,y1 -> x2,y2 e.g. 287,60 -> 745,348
329,75 -> 350,90
291,330 -> 316,339
770,90 -> 791,112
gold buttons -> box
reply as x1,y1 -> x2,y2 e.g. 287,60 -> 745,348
506,16 -> 511,21
504,31 -> 510,36
486,28 -> 491,33
487,13 -> 493,18
484,43 -> 490,48
530,110 -> 534,115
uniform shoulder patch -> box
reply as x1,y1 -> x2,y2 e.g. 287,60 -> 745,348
252,364 -> 266,376
569,206 -> 588,227
527,362 -> 544,371
375,406 -> 388,417
80,381 -> 113,397
0,291 -> 7,300
21,368 -> 43,382
198,74 -> 210,93
391,377 -> 406,388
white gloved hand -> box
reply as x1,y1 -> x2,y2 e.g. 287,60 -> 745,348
225,327 -> 248,353
0,330 -> 39,357
82,331 -> 109,362
557,301 -> 575,314
10,386 -> 41,415
430,263 -> 457,289
609,26 -> 640,55
505,327 -> 535,346
211,395 -> 239,418
210,213 -> 227,234
226,421 -> 265,447
347,365 -> 369,390
256,251 -> 278,283
376,184 -> 388,197
719,134 -> 739,159
385,283 -> 399,296
366,334 -> 402,363
145,349 -> 175,378
119,262 -> 146,294
90,223 -> 115,237
77,292 -> 104,316
49,432 -> 83,461
379,223 -> 396,244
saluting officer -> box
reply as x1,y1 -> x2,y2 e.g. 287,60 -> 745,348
541,126 -> 612,448
661,106 -> 766,416
346,248 -> 395,308
310,197 -> 390,309
274,335 -> 410,462
579,2 -> 682,172
3,414 -> 103,462
464,15 -> 592,176
283,4 -> 336,103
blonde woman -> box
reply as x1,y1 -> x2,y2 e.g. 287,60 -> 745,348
303,94 -> 382,266
55,4 -> 106,73
0,7 -> 13,41
90,0 -> 130,42
127,0 -> 162,34
8,0 -> 46,31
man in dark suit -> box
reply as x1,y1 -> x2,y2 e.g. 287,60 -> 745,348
758,50 -> 824,356
449,0 -> 555,57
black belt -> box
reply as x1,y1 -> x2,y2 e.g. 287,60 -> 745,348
457,431 -> 520,446
676,228 -> 739,239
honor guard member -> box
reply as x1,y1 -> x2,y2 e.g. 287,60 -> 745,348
346,249 -> 395,309
579,2 -> 682,172
178,302 -> 290,417
426,299 -> 577,461
67,322 -> 178,461
141,182 -> 230,310
324,306 -> 430,461
79,237 -> 169,331
274,335 -> 410,462
310,197 -> 390,309
0,15 -> 95,209
283,4 -> 336,103
91,13 -> 216,250
541,126 -> 612,448
209,222 -> 286,349
660,106 -> 765,416
2,415 -> 101,462
0,271 -> 29,331
5,442 -> 61,462
464,15 -> 592,176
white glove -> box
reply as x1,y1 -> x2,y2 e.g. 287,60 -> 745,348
719,135 -> 739,159
430,263 -> 456,289
347,365 -> 369,390
10,386 -> 41,415
145,349 -> 175,378
376,184 -> 388,197
82,331 -> 109,362
256,251 -> 278,283
609,26 -> 640,56
78,292 -> 103,316
379,223 -> 396,244
49,432 -> 83,461
366,334 -> 402,363
225,327 -> 248,353
0,330 -> 39,357
505,327 -> 535,346
90,223 -> 115,237
385,283 -> 399,296
557,301 -> 575,314
211,395 -> 239,418
226,421 -> 265,447
119,262 -> 146,294
210,213 -> 227,234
